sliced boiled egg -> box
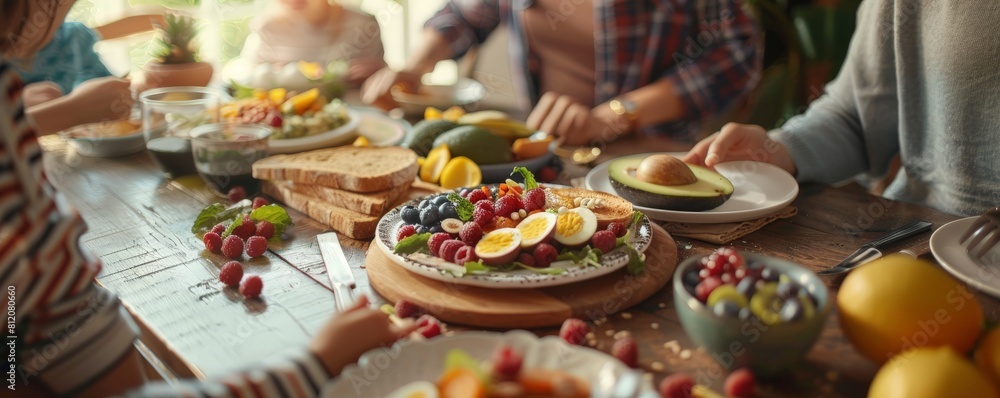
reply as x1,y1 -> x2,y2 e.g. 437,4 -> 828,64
554,207 -> 598,246
516,212 -> 557,248
386,380 -> 439,398
474,228 -> 522,265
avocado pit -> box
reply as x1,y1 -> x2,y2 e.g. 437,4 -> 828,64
635,154 -> 698,186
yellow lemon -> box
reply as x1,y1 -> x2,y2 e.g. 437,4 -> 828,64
267,88 -> 287,104
977,327 -> 1000,389
869,346 -> 998,398
424,107 -> 443,121
420,145 -> 451,184
352,136 -> 370,147
838,254 -> 983,364
441,106 -> 466,122
438,156 -> 482,190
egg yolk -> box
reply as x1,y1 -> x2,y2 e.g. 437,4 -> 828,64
518,217 -> 550,239
478,232 -> 514,253
556,212 -> 583,237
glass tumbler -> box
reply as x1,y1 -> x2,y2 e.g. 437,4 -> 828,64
190,123 -> 272,195
139,86 -> 221,178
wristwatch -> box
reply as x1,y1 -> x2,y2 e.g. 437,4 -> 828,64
608,98 -> 639,133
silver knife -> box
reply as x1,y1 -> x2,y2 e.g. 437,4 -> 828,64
818,220 -> 933,276
318,232 -> 356,311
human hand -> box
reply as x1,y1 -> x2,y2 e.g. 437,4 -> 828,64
68,77 -> 134,122
681,123 -> 797,175
360,68 -> 423,110
526,92 -> 629,147
308,295 -> 418,376
346,58 -> 388,87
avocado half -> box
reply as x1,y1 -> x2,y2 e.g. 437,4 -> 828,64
608,156 -> 734,211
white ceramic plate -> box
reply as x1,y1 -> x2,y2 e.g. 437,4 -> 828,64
267,108 -> 361,154
322,330 -> 657,398
375,191 -> 653,289
354,108 -> 409,147
931,217 -> 1000,298
585,153 -> 799,223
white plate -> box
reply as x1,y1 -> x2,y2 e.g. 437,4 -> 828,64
375,191 -> 653,289
322,330 -> 657,398
585,153 -> 799,223
354,109 -> 409,147
267,108 -> 360,154
931,217 -> 1000,298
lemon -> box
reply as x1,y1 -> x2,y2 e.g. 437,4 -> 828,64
838,254 -> 983,364
352,136 -> 370,147
977,327 -> 1000,389
420,145 -> 451,184
869,346 -> 998,398
267,88 -> 287,104
424,107 -> 443,121
439,156 -> 482,190
441,106 -> 466,122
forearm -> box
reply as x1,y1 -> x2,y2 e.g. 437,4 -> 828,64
94,14 -> 164,40
403,28 -> 460,75
27,96 -> 86,135
615,78 -> 686,128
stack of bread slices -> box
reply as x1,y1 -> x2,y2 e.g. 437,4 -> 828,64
253,146 -> 420,239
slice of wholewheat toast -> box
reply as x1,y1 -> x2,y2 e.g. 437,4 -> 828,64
253,146 -> 418,193
275,180 -> 410,216
263,182 -> 379,239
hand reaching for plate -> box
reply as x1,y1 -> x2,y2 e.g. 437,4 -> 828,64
526,92 -> 629,147
682,122 -> 797,175
308,295 -> 418,376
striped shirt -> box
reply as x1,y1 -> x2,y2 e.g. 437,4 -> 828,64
0,60 -> 330,397
427,0 -> 761,143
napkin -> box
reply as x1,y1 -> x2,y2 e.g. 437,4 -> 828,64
660,206 -> 798,245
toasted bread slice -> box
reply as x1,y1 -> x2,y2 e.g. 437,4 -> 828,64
544,187 -> 635,228
253,146 -> 418,193
263,182 -> 379,239
276,180 -> 410,216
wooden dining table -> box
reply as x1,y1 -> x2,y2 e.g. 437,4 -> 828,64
39,131 -> 998,397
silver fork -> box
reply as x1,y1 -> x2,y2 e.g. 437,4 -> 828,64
960,208 -> 1000,259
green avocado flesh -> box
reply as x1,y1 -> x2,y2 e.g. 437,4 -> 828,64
608,156 -> 734,211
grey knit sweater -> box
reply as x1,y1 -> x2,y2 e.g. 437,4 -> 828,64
772,0 -> 1000,216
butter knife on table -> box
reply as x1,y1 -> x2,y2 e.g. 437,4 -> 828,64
817,220 -> 933,276
318,232 -> 356,311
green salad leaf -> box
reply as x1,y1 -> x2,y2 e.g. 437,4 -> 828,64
625,244 -> 645,276
250,204 -> 294,240
557,246 -> 603,268
511,166 -> 538,190
514,262 -> 565,275
447,193 -> 475,222
632,210 -> 644,226
464,261 -> 491,273
394,232 -> 431,254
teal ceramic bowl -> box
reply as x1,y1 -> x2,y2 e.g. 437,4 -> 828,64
673,253 -> 831,376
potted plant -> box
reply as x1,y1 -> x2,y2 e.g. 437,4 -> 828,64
139,14 -> 213,90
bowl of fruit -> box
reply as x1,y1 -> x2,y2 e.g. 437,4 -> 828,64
673,248 -> 831,376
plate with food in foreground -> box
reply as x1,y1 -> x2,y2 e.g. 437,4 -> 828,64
322,330 -> 657,398
375,168 -> 652,288
60,119 -> 149,157
585,153 -> 798,223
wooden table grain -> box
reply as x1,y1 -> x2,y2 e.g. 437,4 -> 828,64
40,133 -> 997,397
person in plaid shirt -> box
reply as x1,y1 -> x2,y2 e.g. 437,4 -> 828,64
363,0 -> 760,146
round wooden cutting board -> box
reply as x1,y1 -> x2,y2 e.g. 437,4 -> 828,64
366,223 -> 678,328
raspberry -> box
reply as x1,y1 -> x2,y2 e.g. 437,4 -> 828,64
428,233 -> 452,256
394,299 -> 424,319
245,236 -> 267,258
491,346 -> 523,382
240,275 -> 263,298
396,224 -> 418,242
219,261 -> 243,287
232,216 -> 257,241
559,318 -> 590,345
222,235 -> 244,259
454,246 -> 478,264
724,368 -> 756,398
439,240 -> 465,263
539,166 -> 558,182
607,222 -> 627,238
255,221 -> 275,239
523,188 -> 546,212
474,200 -> 493,213
203,232 -> 223,253
703,247 -> 744,276
416,315 -> 442,338
659,373 -> 695,398
533,243 -> 558,268
252,197 -> 268,209
591,230 -> 617,253
459,222 -> 484,246
516,253 -> 536,266
467,189 -> 490,204
210,223 -> 226,235
228,186 -> 247,202
459,189 -> 470,198
695,277 -> 724,302
611,337 -> 639,368
493,195 -> 523,218
472,206 -> 494,227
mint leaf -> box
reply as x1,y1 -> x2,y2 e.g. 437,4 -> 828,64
511,167 -> 538,190
464,261 -> 491,273
447,193 -> 475,222
514,262 -> 565,275
250,204 -> 294,239
626,245 -> 645,276
394,232 -> 431,254
192,203 -> 226,234
223,215 -> 243,237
